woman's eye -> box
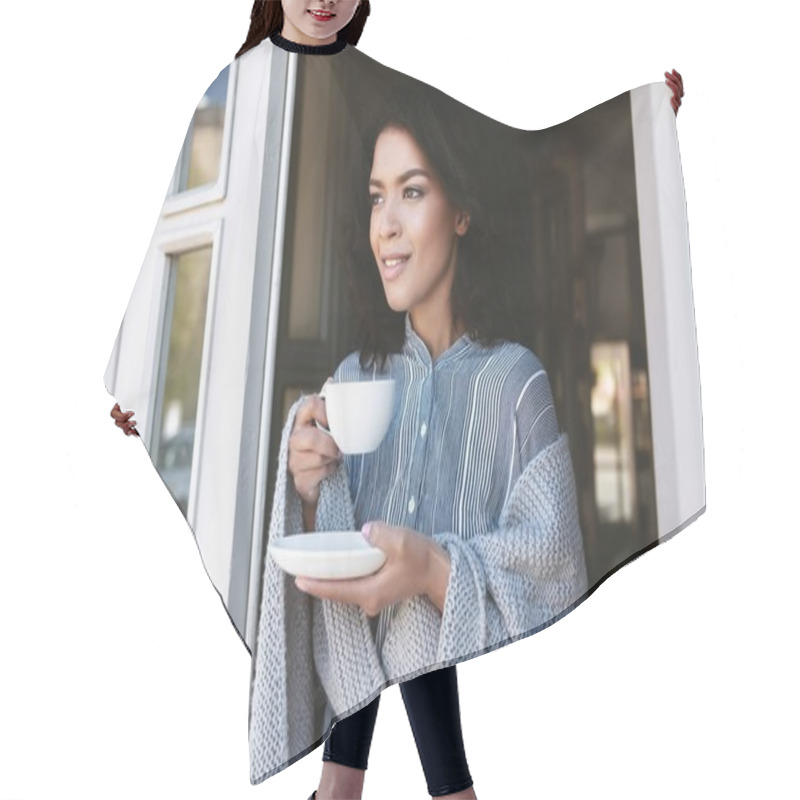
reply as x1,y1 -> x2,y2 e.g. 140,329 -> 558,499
368,187 -> 423,207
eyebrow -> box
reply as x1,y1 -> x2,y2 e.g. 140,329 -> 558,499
368,168 -> 431,188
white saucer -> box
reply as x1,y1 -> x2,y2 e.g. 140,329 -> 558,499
268,531 -> 386,580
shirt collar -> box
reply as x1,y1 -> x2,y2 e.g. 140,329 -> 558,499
402,312 -> 475,368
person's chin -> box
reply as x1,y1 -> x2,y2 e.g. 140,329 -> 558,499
383,289 -> 409,314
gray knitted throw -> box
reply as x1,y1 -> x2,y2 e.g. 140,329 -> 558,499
249,395 -> 588,784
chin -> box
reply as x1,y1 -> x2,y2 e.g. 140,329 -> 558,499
382,288 -> 410,314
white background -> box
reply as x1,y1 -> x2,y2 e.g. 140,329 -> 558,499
1,1 -> 797,798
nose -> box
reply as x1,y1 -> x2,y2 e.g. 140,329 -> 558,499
378,199 -> 401,239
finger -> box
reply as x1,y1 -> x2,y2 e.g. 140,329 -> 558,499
296,458 -> 339,491
665,77 -> 680,96
306,394 -> 333,432
311,427 -> 342,460
294,395 -> 326,428
296,458 -> 338,482
312,394 -> 331,431
290,440 -> 339,472
292,426 -> 341,462
292,397 -> 314,429
295,575 -> 368,607
295,461 -> 340,499
665,69 -> 683,88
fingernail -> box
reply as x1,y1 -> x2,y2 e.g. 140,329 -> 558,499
362,523 -> 371,541
295,577 -> 307,591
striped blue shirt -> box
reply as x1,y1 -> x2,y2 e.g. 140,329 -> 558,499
333,312 -> 560,653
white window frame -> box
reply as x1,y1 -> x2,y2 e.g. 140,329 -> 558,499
147,218 -> 224,529
162,61 -> 239,217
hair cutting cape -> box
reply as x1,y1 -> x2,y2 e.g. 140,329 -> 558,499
103,35 -> 705,785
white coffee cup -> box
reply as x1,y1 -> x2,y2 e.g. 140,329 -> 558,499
318,379 -> 396,454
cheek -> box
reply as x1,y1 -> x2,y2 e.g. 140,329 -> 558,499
415,197 -> 450,238
369,216 -> 379,255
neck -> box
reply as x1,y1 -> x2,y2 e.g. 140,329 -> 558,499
409,309 -> 466,362
280,21 -> 337,47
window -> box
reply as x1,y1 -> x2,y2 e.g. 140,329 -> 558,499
165,64 -> 236,214
154,245 -> 212,518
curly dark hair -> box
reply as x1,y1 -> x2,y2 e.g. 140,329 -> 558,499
235,0 -> 371,59
344,83 -> 526,372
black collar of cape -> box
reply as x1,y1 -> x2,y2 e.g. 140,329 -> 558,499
269,31 -> 348,55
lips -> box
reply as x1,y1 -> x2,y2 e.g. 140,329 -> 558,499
381,254 -> 410,281
308,9 -> 335,21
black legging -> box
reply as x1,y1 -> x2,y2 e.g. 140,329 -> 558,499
323,664 -> 473,797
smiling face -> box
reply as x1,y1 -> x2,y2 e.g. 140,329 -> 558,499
280,0 -> 361,45
368,126 -> 470,325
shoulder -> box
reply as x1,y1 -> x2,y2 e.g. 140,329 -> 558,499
234,36 -> 273,68
471,343 -> 561,462
475,340 -> 550,396
334,349 -> 403,381
508,343 -> 548,386
476,342 -> 557,438
333,351 -> 365,382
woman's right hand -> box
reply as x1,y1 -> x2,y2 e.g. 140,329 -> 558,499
288,381 -> 343,508
110,403 -> 139,437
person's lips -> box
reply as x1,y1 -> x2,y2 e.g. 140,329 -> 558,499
381,253 -> 411,281
308,9 -> 335,21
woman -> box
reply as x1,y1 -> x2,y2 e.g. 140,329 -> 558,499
275,79 -> 589,799
288,90 -> 512,800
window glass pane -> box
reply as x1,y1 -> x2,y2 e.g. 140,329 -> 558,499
155,246 -> 212,517
593,232 -> 631,336
591,341 -> 636,524
286,61 -> 334,340
176,67 -> 229,192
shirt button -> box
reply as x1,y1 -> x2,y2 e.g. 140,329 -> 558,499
420,423 -> 427,438
408,497 -> 416,514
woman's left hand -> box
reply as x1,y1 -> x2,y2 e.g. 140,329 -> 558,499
294,522 -> 438,618
665,68 -> 684,115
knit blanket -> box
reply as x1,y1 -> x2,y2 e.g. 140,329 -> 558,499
248,394 -> 589,782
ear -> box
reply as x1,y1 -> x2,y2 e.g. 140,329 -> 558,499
455,211 -> 471,236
